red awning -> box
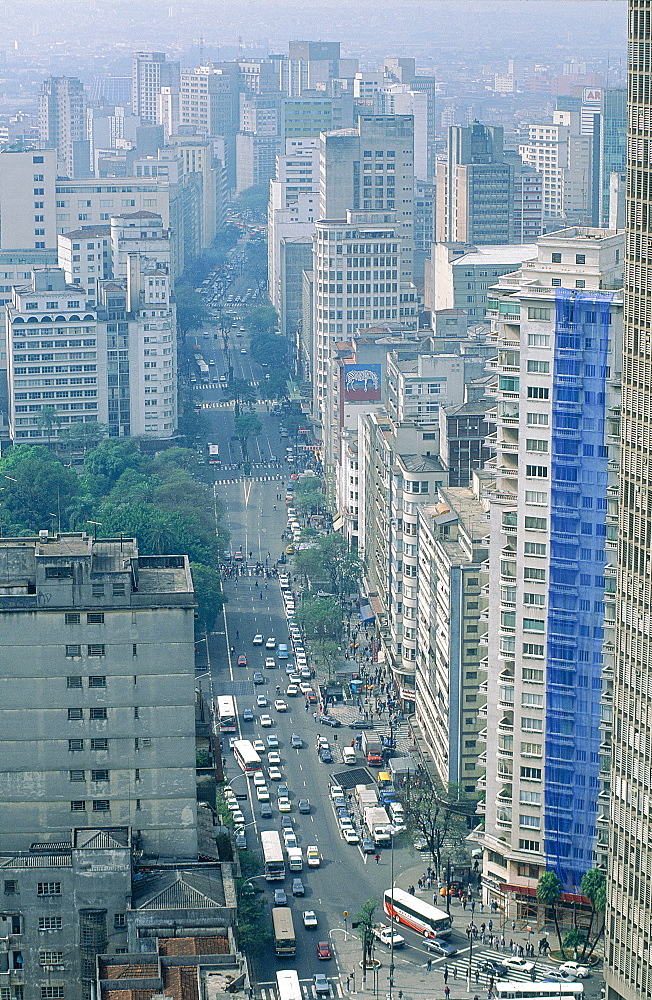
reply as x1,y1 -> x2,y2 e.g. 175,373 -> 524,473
499,884 -> 590,905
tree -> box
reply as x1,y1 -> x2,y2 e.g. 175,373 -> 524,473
354,899 -> 377,983
37,405 -> 60,446
83,439 -> 142,490
234,412 -> 262,460
403,780 -> 473,879
296,595 -> 343,676
295,547 -> 328,587
245,306 -> 279,337
190,561 -> 226,634
0,445 -> 80,533
294,489 -> 326,517
223,377 -> 257,416
579,868 -> 606,960
537,871 -> 566,959
174,283 -> 209,337
233,182 -> 269,219
57,421 -> 108,458
250,332 -> 288,370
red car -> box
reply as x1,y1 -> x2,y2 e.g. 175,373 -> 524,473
237,654 -> 247,667
317,941 -> 332,960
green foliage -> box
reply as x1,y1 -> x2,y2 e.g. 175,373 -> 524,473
233,183 -> 269,218
354,899 -> 377,972
196,749 -> 210,767
578,868 -> 606,960
537,870 -> 566,959
190,561 -> 225,633
296,595 -> 343,643
223,378 -> 257,415
403,780 -> 471,877
175,283 -> 209,336
250,332 -> 288,371
57,421 -> 108,456
215,832 -> 233,861
0,445 -> 80,533
245,306 -> 279,336
234,412 -> 262,459
294,489 -> 326,516
562,928 -> 586,950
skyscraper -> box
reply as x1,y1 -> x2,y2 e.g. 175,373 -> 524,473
132,52 -> 180,125
605,3 -> 652,997
38,76 -> 87,179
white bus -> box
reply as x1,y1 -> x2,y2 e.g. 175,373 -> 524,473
493,985 -> 583,1000
276,969 -> 301,1000
272,911 -> 297,958
233,739 -> 263,774
261,830 -> 286,881
383,887 -> 453,939
208,442 -> 221,465
217,695 -> 237,733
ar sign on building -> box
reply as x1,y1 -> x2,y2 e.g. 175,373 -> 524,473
342,364 -> 382,403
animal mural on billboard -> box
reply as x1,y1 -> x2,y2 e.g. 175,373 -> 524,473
343,364 -> 382,402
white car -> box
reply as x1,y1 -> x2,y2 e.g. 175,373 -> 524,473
286,684 -> 299,697
265,657 -> 276,669
342,828 -> 360,844
300,682 -> 312,694
283,830 -> 298,848
256,694 -> 268,707
503,957 -> 535,973
274,699 -> 288,712
253,772 -> 266,787
265,637 -> 277,649
303,910 -> 318,929
330,785 -> 344,800
268,766 -> 283,781
278,797 -> 292,812
260,714 -> 273,727
267,751 -> 281,765
559,963 -> 590,979
253,634 -> 264,646
306,846 -> 321,867
253,740 -> 266,754
256,785 -> 270,801
232,810 -> 245,826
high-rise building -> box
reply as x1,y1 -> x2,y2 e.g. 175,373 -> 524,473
436,122 -> 514,246
38,76 -> 88,179
132,52 -> 180,125
605,4 -> 652,997
519,111 -> 593,226
0,531 -> 197,857
477,227 -> 623,912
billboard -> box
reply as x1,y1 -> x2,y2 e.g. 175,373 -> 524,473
342,363 -> 382,403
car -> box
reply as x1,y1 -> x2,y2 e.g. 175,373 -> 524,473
283,831 -> 298,849
291,734 -> 302,748
228,737 -> 238,750
260,802 -> 273,819
317,941 -> 332,960
373,925 -> 405,948
253,672 -> 265,686
232,810 -> 245,826
361,838 -> 375,854
281,816 -> 294,831
265,657 -> 277,669
300,669 -> 312,681
240,347 -> 247,354
342,828 -> 360,844
279,575 -> 290,587
237,654 -> 247,667
260,714 -> 273,727
291,878 -> 305,896
329,785 -> 344,800
274,699 -> 288,712
256,694 -> 268,707
269,766 -> 283,781
320,749 -> 333,763
266,734 -> 279,748
253,772 -> 266,787
285,545 -> 295,555
300,682 -> 312,694
306,846 -> 321,867
286,684 -> 299,697
289,673 -> 301,684
235,831 -> 247,849
298,798 -> 310,814
242,707 -> 254,722
413,835 -> 429,851
425,938 -> 458,957
349,719 -> 373,729
252,634 -> 263,646
303,910 -> 318,929
278,797 -> 291,812
559,963 -> 590,979
544,971 -> 576,984
256,785 -> 270,801
265,637 -> 277,649
503,957 -> 535,973
313,974 -> 330,996
267,751 -> 281,765
277,782 -> 289,798
339,816 -> 354,831
320,715 -> 341,727
478,960 -> 508,978
317,737 -> 329,751
253,740 -> 266,754
273,888 -> 287,906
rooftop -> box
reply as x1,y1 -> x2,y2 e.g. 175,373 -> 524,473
451,243 -> 537,266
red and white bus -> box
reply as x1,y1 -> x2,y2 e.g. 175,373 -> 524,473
233,739 -> 263,774
216,695 -> 237,733
384,887 -> 452,939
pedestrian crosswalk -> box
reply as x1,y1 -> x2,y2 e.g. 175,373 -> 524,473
214,473 -> 286,484
445,948 -> 551,985
258,981 -> 344,1000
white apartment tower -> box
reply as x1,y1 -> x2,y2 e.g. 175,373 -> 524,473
38,76 -> 87,179
478,228 -> 623,913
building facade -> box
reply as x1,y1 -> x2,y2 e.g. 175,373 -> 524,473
38,76 -> 87,180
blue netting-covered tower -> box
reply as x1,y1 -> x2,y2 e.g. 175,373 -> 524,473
544,287 -> 614,890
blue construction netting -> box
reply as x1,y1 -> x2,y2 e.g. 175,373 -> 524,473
544,286 -> 614,891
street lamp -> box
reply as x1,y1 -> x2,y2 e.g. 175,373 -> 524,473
388,831 -> 395,1000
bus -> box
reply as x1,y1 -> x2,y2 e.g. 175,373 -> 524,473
272,913 -> 297,959
261,830 -> 286,881
233,739 -> 263,774
275,968 -> 301,997
493,985 -> 583,1000
216,695 -> 237,733
208,443 -> 221,465
383,887 -> 453,939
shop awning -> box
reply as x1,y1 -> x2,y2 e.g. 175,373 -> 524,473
359,603 -> 375,623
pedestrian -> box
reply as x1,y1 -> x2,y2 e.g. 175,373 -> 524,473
346,977 -> 351,991
444,988 -> 450,1000
453,965 -> 457,981
475,969 -> 480,986
488,919 -> 493,933
418,878 -> 423,890
443,967 -> 449,984
427,958 -> 432,972
511,919 -> 516,932
375,854 -> 380,864
305,702 -> 309,712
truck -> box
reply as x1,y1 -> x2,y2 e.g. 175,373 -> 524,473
363,806 -> 392,847
287,847 -> 303,871
373,923 -> 405,948
355,784 -> 379,810
361,732 -> 384,765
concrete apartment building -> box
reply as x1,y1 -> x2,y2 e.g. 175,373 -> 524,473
38,76 -> 88,180
519,111 -> 593,226
476,227 -> 623,916
415,486 -> 489,794
426,243 -> 538,323
132,52 -> 180,126
605,3 -> 652,996
0,532 -> 197,857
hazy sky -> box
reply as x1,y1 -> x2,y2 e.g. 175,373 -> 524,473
3,0 -> 626,69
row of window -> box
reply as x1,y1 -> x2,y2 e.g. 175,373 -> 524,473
68,737 -> 151,751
